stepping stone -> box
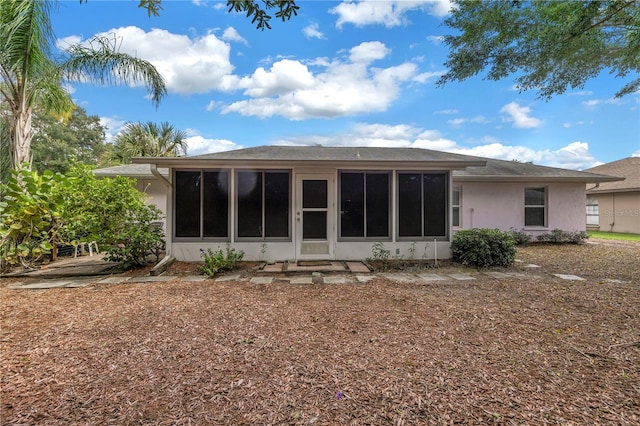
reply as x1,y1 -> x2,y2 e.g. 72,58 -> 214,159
215,273 -> 242,282
346,262 -> 371,273
553,274 -> 586,281
418,273 -> 448,281
524,264 -> 541,268
382,273 -> 416,283
181,275 -> 208,282
250,276 -> 273,284
11,280 -> 75,289
289,276 -> 313,284
128,275 -> 176,283
355,275 -> 376,283
323,276 -> 350,284
448,273 -> 475,281
96,276 -> 131,284
262,263 -> 283,272
484,271 -> 511,279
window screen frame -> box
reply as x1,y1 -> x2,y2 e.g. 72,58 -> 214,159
235,169 -> 292,242
396,171 -> 450,241
338,170 -> 391,242
452,186 -> 461,228
173,169 -> 230,241
524,187 -> 547,228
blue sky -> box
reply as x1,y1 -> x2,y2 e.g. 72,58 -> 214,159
52,0 -> 639,170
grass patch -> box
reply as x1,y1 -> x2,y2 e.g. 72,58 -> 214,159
587,230 -> 640,242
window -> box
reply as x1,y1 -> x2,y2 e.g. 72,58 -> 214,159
339,172 -> 390,239
397,172 -> 448,238
524,187 -> 546,227
452,186 -> 461,227
174,170 -> 229,239
237,170 -> 290,240
586,197 -> 599,226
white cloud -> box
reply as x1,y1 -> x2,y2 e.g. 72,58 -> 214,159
222,41 -> 428,120
447,118 -> 466,127
500,102 -> 542,129
582,99 -> 601,108
65,26 -> 237,95
426,35 -> 444,44
303,23 -> 325,39
434,109 -> 458,115
183,132 -> 241,156
221,27 -> 247,45
633,149 -> 640,157
100,116 -> 127,143
331,0 -> 452,28
275,123 -> 601,169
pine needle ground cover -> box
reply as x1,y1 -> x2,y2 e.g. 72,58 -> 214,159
2,243 -> 638,424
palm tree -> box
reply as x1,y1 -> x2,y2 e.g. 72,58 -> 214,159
112,121 -> 188,164
0,0 -> 166,171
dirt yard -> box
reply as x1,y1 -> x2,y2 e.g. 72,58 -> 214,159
1,242 -> 639,425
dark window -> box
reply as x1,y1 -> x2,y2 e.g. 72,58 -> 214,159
398,172 -> 448,238
525,187 -> 546,227
175,170 -> 229,239
237,170 -> 290,239
339,172 -> 390,239
175,171 -> 201,237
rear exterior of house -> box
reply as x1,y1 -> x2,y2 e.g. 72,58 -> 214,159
585,157 -> 640,234
126,146 -> 620,263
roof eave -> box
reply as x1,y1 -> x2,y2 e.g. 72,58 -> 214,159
133,157 -> 487,169
453,175 -> 624,183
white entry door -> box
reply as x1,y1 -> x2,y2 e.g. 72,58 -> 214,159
296,174 -> 334,259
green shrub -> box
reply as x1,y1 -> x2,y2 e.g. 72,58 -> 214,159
0,167 -> 65,270
508,228 -> 533,246
199,246 -> 245,278
451,228 -> 516,267
536,229 -> 588,244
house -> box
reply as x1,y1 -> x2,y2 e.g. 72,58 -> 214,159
584,157 -> 640,234
102,145 -> 619,263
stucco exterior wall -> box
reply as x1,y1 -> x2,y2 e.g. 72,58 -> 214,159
590,191 -> 640,234
135,179 -> 167,228
456,182 -> 587,236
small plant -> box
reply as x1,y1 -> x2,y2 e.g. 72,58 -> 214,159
451,228 -> 516,267
367,241 -> 391,270
536,229 -> 588,244
199,246 -> 245,278
508,228 -> 533,246
407,241 -> 417,260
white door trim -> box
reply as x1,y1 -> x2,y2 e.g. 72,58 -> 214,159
295,173 -> 334,260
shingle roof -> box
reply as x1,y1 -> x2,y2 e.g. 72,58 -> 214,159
453,157 -> 622,183
180,145 -> 486,164
123,145 -> 621,183
585,157 -> 639,192
93,163 -> 168,178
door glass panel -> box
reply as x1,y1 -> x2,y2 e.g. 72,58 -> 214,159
303,180 -> 327,208
303,211 -> 327,239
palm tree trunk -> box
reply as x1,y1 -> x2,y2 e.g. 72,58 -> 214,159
9,104 -> 33,169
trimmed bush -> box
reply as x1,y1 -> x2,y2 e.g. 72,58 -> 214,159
199,246 -> 245,278
508,228 -> 533,246
452,228 -> 516,267
536,229 -> 588,244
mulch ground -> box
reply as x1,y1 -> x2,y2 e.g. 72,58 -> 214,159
1,242 -> 639,425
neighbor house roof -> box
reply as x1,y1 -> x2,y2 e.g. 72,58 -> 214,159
584,157 -> 639,193
453,157 -> 622,183
133,146 -> 487,169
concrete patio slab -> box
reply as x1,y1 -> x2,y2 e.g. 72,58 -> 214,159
128,276 -> 176,283
96,276 -> 131,284
484,272 -> 512,279
355,275 -> 376,283
381,273 -> 417,283
346,262 -> 371,273
181,275 -> 208,282
250,276 -> 273,284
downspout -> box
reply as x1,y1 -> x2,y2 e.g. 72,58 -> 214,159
150,164 -> 175,276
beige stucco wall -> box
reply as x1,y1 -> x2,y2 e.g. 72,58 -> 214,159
135,179 -> 168,228
455,181 -> 588,236
590,191 -> 640,234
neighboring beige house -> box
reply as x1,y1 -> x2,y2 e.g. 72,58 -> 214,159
96,146 -> 620,262
585,157 -> 640,234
